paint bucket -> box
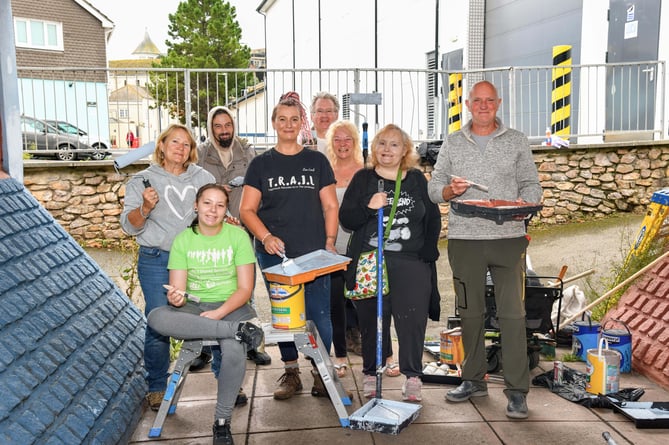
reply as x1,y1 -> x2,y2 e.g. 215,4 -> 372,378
586,338 -> 621,395
571,315 -> 601,361
440,328 -> 465,365
269,282 -> 305,329
601,319 -> 632,373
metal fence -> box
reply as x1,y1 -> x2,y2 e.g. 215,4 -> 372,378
17,61 -> 666,155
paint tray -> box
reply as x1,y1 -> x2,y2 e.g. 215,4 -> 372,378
349,398 -> 421,435
611,401 -> 669,428
450,199 -> 543,224
262,249 -> 351,285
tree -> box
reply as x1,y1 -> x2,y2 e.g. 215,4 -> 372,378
150,0 -> 252,126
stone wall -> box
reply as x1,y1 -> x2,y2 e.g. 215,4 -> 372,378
23,160 -> 147,248
23,142 -> 669,248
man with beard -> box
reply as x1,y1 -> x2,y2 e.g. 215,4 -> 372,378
196,106 -> 272,372
198,107 -> 256,220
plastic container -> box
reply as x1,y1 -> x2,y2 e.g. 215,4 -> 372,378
572,315 -> 601,361
586,338 -> 621,395
269,282 -> 305,329
601,319 -> 632,373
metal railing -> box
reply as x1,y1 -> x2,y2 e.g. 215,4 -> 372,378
17,61 -> 666,155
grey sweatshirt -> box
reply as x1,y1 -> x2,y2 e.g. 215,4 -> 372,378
120,163 -> 215,251
427,118 -> 542,240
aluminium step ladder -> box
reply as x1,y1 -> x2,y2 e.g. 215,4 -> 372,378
264,320 -> 352,427
148,339 -> 218,438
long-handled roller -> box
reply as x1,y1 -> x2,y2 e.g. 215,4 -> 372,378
348,179 -> 421,434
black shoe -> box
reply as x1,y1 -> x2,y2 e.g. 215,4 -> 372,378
445,380 -> 488,402
505,392 -> 528,419
213,419 -> 234,445
235,388 -> 248,407
236,322 -> 263,350
247,348 -> 272,365
189,350 -> 212,371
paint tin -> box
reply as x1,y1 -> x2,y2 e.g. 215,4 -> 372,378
586,338 -> 621,395
440,329 -> 465,365
601,319 -> 632,373
269,282 -> 305,329
572,315 -> 601,361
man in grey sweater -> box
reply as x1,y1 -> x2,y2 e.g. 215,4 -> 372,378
428,80 -> 542,419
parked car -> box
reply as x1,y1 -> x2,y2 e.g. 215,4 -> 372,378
21,116 -> 98,161
45,120 -> 111,160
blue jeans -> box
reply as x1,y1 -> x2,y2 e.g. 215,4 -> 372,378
256,251 -> 332,362
137,246 -> 171,392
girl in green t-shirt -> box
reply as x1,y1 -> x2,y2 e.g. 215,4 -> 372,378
147,183 -> 261,444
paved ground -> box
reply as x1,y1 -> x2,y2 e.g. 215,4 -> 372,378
125,343 -> 668,445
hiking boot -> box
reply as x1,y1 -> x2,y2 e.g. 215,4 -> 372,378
235,322 -> 263,350
445,380 -> 488,402
346,328 -> 363,356
273,367 -> 303,400
235,388 -> 247,407
402,376 -> 422,402
213,418 -> 234,445
146,391 -> 165,411
189,349 -> 212,371
505,392 -> 529,419
363,375 -> 377,399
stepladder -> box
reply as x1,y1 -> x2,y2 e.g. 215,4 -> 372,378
625,188 -> 669,266
264,320 -> 353,427
148,339 -> 218,438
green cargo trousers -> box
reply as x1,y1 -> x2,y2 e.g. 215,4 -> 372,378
448,236 -> 530,394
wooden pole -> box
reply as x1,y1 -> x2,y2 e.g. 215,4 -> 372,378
557,250 -> 669,331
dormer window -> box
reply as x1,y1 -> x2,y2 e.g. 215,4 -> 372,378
14,17 -> 64,51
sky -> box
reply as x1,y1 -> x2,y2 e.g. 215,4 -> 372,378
87,0 -> 265,60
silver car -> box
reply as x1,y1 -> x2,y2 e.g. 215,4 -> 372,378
45,119 -> 111,160
21,115 -> 96,161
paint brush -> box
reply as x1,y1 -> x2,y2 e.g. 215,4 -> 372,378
162,284 -> 201,303
450,174 -> 489,193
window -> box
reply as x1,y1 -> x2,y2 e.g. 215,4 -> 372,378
14,18 -> 63,51
119,109 -> 129,119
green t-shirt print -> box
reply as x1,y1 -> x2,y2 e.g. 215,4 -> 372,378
168,224 -> 255,303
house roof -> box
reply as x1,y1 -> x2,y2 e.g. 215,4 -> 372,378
109,84 -> 153,102
0,178 -> 145,443
74,0 -> 114,30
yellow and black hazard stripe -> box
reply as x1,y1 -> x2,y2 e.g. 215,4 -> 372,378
551,45 -> 571,136
448,73 -> 463,134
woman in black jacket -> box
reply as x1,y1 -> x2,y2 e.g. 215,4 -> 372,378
340,124 -> 441,403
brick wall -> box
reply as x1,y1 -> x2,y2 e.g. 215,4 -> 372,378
606,255 -> 669,391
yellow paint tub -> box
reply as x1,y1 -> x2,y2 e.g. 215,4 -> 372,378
269,282 -> 306,329
586,338 -> 621,395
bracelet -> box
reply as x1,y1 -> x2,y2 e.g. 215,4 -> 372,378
139,205 -> 149,219
260,232 -> 272,245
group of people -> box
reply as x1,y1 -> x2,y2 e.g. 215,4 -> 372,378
121,80 -> 541,445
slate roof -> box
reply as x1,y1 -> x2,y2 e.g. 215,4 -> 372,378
607,253 -> 669,391
0,178 -> 146,444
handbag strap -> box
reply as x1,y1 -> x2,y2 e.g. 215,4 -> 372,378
383,168 -> 403,241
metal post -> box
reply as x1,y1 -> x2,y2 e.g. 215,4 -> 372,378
184,69 -> 192,129
353,69 -> 360,128
508,68 -> 516,130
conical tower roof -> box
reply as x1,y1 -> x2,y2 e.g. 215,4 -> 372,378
132,29 -> 161,58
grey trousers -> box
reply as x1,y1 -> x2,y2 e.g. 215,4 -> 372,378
147,302 -> 257,420
448,237 -> 530,394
